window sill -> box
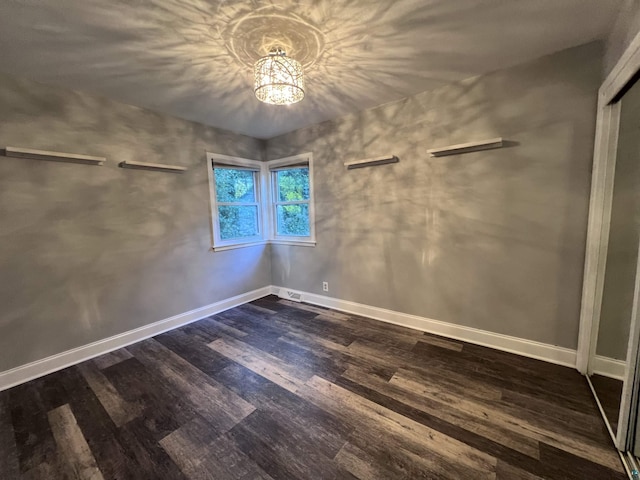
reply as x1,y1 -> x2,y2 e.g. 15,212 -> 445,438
211,241 -> 268,252
211,239 -> 316,252
270,240 -> 316,247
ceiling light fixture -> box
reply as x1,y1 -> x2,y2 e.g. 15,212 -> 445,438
254,47 -> 305,106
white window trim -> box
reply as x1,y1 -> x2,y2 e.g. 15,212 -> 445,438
206,151 -> 316,250
206,152 -> 268,251
267,152 -> 316,247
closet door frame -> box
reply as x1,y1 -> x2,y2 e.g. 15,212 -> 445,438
577,29 -> 640,451
618,239 -> 640,449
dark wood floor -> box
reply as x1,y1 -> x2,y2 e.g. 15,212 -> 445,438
0,296 -> 626,479
591,374 -> 624,434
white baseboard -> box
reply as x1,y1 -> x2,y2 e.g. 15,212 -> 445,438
0,286 -> 272,392
593,355 -> 626,380
1,284 -> 596,393
272,286 -> 578,368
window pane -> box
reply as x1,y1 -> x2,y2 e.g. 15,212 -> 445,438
214,168 -> 256,203
276,168 -> 309,202
276,204 -> 309,237
218,205 -> 259,240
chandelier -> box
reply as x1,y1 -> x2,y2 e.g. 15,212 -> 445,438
254,47 -> 305,105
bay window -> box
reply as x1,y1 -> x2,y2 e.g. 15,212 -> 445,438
207,152 -> 315,250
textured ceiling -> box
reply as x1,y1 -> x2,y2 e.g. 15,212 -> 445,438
0,0 -> 622,139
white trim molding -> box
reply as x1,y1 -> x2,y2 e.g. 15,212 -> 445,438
272,286 -> 577,368
1,283 -> 625,395
601,27 -> 640,106
593,355 -> 627,381
577,28 -> 640,376
0,286 -> 272,392
577,28 -> 640,375
576,100 -> 621,375
575,26 -> 640,457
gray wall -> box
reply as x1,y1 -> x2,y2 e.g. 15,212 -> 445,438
0,73 -> 271,372
604,0 -> 640,78
597,76 -> 640,360
0,40 -> 604,372
266,42 -> 601,349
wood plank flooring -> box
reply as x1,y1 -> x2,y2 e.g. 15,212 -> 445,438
0,296 -> 626,479
591,374 -> 624,433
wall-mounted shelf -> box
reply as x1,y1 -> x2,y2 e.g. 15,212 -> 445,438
427,138 -> 503,157
344,155 -> 399,170
119,160 -> 187,173
4,146 -> 106,165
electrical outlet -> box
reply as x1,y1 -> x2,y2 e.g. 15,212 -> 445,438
322,281 -> 329,292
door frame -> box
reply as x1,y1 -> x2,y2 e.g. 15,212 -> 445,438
577,29 -> 640,450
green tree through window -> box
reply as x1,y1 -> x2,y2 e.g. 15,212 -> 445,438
274,168 -> 310,237
208,153 -> 314,249
214,168 -> 259,240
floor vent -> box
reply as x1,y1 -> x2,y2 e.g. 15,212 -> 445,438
278,290 -> 302,302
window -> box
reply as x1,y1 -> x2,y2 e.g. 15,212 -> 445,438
215,168 -> 260,240
273,167 -> 310,236
207,154 -> 266,251
268,153 -> 315,246
207,152 -> 315,250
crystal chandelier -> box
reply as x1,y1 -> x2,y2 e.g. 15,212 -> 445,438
254,47 -> 305,105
